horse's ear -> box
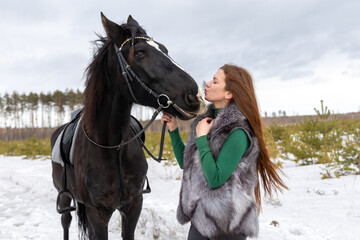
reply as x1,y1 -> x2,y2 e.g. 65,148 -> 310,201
101,12 -> 125,47
127,15 -> 140,28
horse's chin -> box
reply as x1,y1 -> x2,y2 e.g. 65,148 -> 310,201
172,103 -> 197,120
172,96 -> 207,120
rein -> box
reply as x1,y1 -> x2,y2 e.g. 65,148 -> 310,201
82,36 -> 173,162
82,104 -> 167,162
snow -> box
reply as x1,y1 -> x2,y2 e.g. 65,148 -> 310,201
0,156 -> 359,240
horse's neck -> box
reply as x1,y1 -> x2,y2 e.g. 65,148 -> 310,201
85,47 -> 133,146
95,94 -> 132,146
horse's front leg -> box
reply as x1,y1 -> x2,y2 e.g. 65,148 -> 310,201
119,194 -> 143,240
86,206 -> 113,240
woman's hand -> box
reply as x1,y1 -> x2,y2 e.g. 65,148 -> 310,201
161,112 -> 178,131
196,117 -> 214,137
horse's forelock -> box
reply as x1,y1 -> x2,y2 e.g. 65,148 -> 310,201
121,24 -> 147,64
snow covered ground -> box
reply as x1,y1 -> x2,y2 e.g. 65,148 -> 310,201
0,155 -> 359,240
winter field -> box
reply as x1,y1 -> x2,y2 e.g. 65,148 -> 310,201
0,155 -> 359,240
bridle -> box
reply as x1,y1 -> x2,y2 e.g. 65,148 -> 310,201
82,36 -> 174,161
117,36 -> 173,106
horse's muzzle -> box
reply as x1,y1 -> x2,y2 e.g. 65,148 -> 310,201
174,90 -> 207,120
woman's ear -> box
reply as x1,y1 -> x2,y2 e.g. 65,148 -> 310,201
225,91 -> 233,100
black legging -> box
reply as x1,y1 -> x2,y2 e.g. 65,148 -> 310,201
187,225 -> 247,240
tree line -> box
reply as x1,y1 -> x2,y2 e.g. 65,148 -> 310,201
0,89 -> 163,136
1,98 -> 359,176
0,89 -> 83,129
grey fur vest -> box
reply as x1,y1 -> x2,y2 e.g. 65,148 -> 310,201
177,102 -> 260,238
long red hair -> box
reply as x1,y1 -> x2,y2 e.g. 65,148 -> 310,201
221,64 -> 288,211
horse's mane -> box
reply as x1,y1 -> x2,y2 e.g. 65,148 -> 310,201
82,35 -> 113,133
82,23 -> 148,133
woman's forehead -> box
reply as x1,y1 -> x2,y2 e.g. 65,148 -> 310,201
213,69 -> 225,80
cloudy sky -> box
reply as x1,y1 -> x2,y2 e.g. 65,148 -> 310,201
1,0 -> 359,116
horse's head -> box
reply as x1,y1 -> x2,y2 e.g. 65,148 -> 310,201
101,13 -> 206,120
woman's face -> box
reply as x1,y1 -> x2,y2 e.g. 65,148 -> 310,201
205,69 -> 232,108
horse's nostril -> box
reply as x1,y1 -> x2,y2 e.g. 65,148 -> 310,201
185,93 -> 198,107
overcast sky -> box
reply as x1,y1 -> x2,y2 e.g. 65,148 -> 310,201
1,0 -> 359,116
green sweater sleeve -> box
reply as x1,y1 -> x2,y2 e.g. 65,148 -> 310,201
168,128 -> 185,169
194,129 -> 249,188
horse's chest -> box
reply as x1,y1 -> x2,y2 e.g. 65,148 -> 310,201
83,163 -> 144,207
85,168 -> 122,202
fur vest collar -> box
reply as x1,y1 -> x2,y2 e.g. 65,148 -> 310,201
177,102 -> 260,238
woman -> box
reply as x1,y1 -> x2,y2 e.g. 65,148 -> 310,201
161,64 -> 287,240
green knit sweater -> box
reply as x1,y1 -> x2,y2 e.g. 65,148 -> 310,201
169,107 -> 249,188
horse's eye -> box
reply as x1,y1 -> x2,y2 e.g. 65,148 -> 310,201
135,51 -> 144,58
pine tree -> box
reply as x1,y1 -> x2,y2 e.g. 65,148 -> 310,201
39,92 -> 47,129
52,90 -> 65,126
313,100 -> 341,164
0,94 -> 3,128
44,92 -> 53,127
280,101 -> 341,166
327,119 -> 360,176
11,92 -> 20,129
19,93 -> 27,128
4,93 -> 13,128
28,92 -> 39,129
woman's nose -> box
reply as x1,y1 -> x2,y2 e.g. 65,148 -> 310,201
205,81 -> 211,88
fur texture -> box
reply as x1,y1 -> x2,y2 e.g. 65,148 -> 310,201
177,103 -> 260,238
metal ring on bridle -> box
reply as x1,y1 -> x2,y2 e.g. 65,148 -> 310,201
157,94 -> 172,109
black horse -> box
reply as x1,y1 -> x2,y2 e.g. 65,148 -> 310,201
51,13 -> 205,240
